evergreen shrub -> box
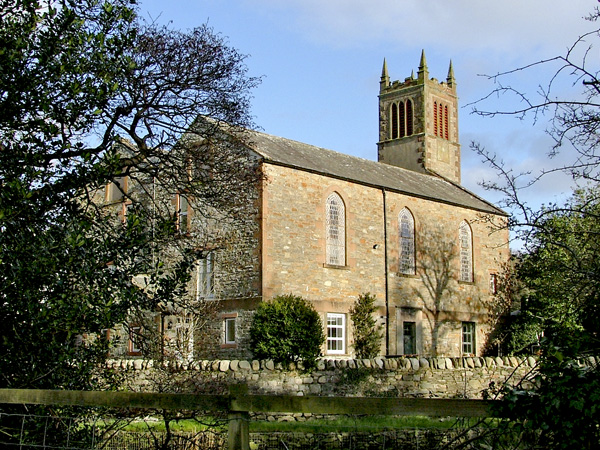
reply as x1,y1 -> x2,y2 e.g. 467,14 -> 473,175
249,294 -> 324,370
350,292 -> 382,359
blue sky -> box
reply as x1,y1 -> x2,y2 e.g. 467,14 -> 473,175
138,0 -> 596,210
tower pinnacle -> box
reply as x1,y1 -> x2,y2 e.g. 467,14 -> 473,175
446,60 -> 456,88
380,58 -> 390,90
417,49 -> 428,82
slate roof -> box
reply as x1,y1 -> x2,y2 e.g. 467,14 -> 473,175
247,130 -> 506,216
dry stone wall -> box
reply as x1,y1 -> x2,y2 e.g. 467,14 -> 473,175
110,356 -> 544,400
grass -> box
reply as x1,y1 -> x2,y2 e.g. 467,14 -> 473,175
249,415 -> 472,433
97,417 -> 225,433
99,414 -> 489,434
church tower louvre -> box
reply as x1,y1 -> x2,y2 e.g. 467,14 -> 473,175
378,51 -> 461,184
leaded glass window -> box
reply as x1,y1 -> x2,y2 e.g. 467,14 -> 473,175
399,208 -> 415,275
459,221 -> 473,282
326,193 -> 346,266
196,252 -> 215,299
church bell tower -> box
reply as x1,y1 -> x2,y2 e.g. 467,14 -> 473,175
378,51 -> 461,184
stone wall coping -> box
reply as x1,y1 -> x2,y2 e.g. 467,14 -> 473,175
102,355 -> 592,372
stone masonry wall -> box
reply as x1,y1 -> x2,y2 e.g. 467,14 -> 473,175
111,356 -> 544,400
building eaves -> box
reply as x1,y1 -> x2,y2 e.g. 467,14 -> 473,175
246,130 -> 506,216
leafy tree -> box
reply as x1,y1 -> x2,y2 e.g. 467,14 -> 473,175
500,188 -> 600,355
249,294 -> 325,370
350,293 -> 382,358
0,0 -> 260,393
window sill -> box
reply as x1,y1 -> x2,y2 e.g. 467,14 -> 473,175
323,264 -> 350,270
396,272 -> 418,278
221,343 -> 237,349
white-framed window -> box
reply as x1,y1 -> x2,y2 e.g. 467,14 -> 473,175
224,317 -> 236,345
462,321 -> 476,355
326,313 -> 346,354
459,221 -> 473,282
326,193 -> 346,266
399,208 -> 415,275
176,193 -> 190,233
196,252 -> 215,300
128,325 -> 142,356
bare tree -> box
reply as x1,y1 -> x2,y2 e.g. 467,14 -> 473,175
468,8 -> 600,248
407,225 -> 458,356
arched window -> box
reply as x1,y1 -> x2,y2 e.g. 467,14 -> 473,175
433,102 -> 438,136
444,105 -> 449,139
326,193 -> 346,266
459,221 -> 473,282
399,101 -> 406,138
406,99 -> 413,136
391,103 -> 398,139
399,208 -> 415,275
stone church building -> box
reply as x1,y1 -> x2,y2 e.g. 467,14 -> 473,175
104,52 -> 509,361
198,52 -> 509,360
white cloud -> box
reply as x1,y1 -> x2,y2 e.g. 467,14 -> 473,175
249,0 -> 594,60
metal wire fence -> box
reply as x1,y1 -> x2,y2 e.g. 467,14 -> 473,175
0,389 -> 494,450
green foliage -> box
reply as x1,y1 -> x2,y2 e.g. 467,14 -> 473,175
0,0 -> 259,395
349,293 -> 382,358
502,187 -> 600,355
249,294 -> 325,370
487,353 -> 600,449
250,414 -> 460,433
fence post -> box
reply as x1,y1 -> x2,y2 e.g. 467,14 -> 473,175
228,411 -> 250,450
228,384 -> 249,450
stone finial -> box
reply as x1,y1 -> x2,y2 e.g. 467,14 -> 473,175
417,49 -> 428,82
380,58 -> 390,90
447,59 -> 456,88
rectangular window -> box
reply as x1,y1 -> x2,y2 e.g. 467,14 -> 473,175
462,322 -> 476,355
196,252 -> 215,300
128,325 -> 142,356
105,175 -> 128,203
176,193 -> 189,233
403,321 -> 416,355
327,313 -> 345,354
224,317 -> 236,344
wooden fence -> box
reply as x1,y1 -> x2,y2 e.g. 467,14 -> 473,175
0,387 -> 494,450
